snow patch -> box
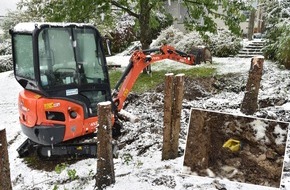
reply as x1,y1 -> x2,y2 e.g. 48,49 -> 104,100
274,125 -> 287,145
13,22 -> 94,33
98,101 -> 112,106
249,120 -> 268,142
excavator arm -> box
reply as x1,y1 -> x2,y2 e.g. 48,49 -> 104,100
112,45 -> 197,111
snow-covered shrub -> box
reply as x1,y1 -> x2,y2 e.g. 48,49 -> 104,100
0,40 -> 13,72
105,12 -> 173,54
0,55 -> 13,72
206,29 -> 242,57
150,26 -> 204,53
151,26 -> 242,57
0,40 -> 12,56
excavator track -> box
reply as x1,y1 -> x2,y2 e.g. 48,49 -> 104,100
17,121 -> 122,159
37,142 -> 98,159
17,134 -> 98,159
17,133 -> 119,160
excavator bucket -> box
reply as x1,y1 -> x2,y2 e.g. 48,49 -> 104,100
189,46 -> 212,64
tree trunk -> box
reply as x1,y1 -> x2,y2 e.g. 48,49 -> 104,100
240,56 -> 264,115
139,0 -> 152,50
95,102 -> 115,189
0,128 -> 12,190
248,8 -> 256,40
139,0 -> 152,73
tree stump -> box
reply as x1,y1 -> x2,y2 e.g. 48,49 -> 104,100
171,74 -> 185,158
241,56 -> 264,115
183,109 -> 210,171
162,74 -> 184,160
95,102 -> 115,189
0,128 -> 12,190
162,73 -> 174,160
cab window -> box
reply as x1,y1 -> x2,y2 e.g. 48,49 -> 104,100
38,28 -> 77,88
13,34 -> 34,79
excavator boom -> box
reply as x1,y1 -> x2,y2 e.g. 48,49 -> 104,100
113,45 -> 199,111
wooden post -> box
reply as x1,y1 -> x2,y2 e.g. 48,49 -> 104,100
241,56 -> 264,115
162,74 -> 184,160
162,73 -> 174,160
95,102 -> 115,189
0,128 -> 12,190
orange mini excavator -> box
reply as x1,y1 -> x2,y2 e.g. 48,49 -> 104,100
10,22 -> 211,158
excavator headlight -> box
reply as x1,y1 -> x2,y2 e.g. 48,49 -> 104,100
69,110 -> 77,119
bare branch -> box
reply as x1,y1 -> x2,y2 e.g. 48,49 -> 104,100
183,0 -> 213,7
111,0 -> 139,18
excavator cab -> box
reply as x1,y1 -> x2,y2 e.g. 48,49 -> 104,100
10,23 -> 113,146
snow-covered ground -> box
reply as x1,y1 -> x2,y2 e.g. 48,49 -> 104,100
1,55 -> 290,190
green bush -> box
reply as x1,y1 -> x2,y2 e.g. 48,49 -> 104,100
263,25 -> 284,60
276,26 -> 290,69
263,24 -> 290,69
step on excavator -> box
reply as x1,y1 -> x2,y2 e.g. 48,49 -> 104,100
10,22 -> 212,159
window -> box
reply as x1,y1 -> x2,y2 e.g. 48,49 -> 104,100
38,28 -> 77,87
14,35 -> 34,79
38,27 -> 106,89
74,28 -> 105,83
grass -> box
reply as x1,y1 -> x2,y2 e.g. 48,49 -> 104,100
109,66 -> 216,93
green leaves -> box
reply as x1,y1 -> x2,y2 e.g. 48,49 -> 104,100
183,0 -> 248,37
8,0 -> 249,52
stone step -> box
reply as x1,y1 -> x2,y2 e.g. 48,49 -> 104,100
239,50 -> 263,54
246,45 -> 264,49
237,53 -> 263,58
239,49 -> 262,53
236,54 -> 262,58
237,40 -> 265,58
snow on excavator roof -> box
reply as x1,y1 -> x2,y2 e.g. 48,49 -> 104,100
13,22 -> 94,33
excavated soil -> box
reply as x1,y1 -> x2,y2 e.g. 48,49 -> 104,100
178,75 -> 286,187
